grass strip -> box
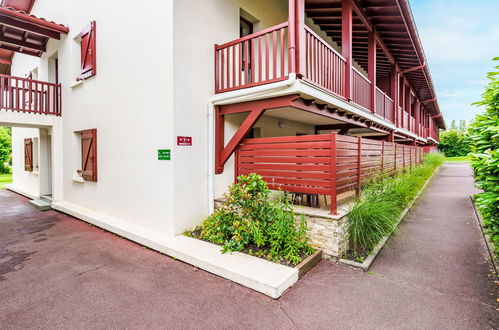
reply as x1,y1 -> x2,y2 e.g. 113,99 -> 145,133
346,153 -> 445,256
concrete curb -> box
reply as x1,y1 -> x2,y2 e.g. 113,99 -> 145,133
51,200 -> 298,299
338,165 -> 441,271
470,195 -> 499,276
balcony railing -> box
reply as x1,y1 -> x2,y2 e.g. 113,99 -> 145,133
214,22 -> 436,140
375,87 -> 394,123
351,67 -> 371,110
0,74 -> 61,116
303,25 -> 346,98
215,22 -> 289,93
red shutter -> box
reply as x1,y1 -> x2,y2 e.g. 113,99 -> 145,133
24,138 -> 33,172
81,129 -> 97,181
79,21 -> 96,80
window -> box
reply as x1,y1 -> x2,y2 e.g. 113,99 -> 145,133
78,21 -> 96,80
24,138 -> 33,172
240,16 -> 253,38
76,129 -> 97,182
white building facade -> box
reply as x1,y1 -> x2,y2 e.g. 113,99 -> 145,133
1,0 -> 443,297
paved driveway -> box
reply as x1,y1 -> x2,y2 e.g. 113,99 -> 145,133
0,163 -> 497,329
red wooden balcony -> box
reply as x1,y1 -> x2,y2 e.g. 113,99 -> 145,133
213,0 -> 445,143
0,74 -> 61,116
215,23 -> 399,129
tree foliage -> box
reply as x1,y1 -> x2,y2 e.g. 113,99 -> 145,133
468,57 -> 499,256
438,129 -> 470,157
0,127 -> 12,174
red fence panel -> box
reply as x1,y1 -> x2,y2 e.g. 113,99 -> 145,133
235,134 -> 432,214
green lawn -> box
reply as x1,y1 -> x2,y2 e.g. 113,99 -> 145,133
0,173 -> 12,189
444,156 -> 471,163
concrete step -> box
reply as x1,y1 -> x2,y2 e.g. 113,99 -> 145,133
29,199 -> 51,211
40,195 -> 53,203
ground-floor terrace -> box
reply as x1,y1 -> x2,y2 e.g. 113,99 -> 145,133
214,94 -> 437,215
0,163 -> 496,329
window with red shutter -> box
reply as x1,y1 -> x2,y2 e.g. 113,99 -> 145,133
78,21 -> 96,80
24,138 -> 33,172
80,129 -> 97,181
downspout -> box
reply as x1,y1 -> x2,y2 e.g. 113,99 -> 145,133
207,74 -> 297,214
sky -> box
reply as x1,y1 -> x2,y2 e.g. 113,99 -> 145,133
410,0 -> 499,126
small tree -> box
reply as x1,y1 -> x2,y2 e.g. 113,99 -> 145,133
438,130 -> 470,157
0,127 -> 12,174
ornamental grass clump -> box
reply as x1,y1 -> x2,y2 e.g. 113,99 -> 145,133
190,173 -> 314,265
347,153 -> 444,254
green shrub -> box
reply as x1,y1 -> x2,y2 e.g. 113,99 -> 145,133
468,58 -> 499,256
347,153 -> 444,253
0,127 -> 11,174
190,173 -> 314,265
438,130 -> 471,157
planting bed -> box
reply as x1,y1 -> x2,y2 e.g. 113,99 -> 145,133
185,228 -> 315,267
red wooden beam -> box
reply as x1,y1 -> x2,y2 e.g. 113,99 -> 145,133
217,108 -> 265,173
295,0 -> 306,77
288,0 -> 296,74
342,0 -> 353,101
215,106 -> 225,173
215,95 -> 300,173
400,63 -> 426,74
218,94 -> 299,115
330,132 -> 337,214
368,31 -> 376,113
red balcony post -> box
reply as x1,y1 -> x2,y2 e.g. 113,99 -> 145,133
394,142 -> 397,172
356,136 -> 362,195
329,132 -> 337,214
392,65 -> 399,127
288,0 -> 296,74
368,31 -> 376,113
295,0 -> 306,77
381,140 -> 385,174
215,106 -> 224,174
342,0 -> 353,101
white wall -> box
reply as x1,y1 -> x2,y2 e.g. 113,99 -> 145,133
11,127 -> 40,197
10,0 -> 176,235
9,0 -> 293,236
172,0 -> 289,234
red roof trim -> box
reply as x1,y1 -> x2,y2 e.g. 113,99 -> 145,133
0,6 -> 69,34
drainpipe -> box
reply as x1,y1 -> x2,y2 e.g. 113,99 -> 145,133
206,74 -> 297,214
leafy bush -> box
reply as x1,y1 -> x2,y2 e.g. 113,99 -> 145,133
438,130 -> 470,157
468,58 -> 499,256
0,127 -> 12,174
347,153 -> 444,253
188,173 -> 314,265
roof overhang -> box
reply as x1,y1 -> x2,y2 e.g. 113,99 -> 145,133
0,6 -> 69,57
305,0 -> 445,129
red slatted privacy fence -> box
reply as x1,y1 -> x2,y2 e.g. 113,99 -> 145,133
236,133 -> 426,213
0,74 -> 61,116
